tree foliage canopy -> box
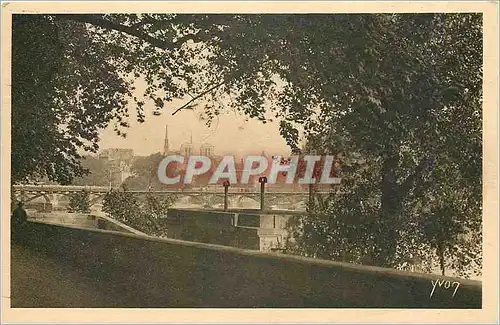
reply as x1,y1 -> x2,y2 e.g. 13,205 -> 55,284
12,13 -> 482,275
71,156 -> 111,187
102,188 -> 174,237
122,152 -> 166,190
67,190 -> 91,213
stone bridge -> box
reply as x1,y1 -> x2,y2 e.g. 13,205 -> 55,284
11,185 -> 321,211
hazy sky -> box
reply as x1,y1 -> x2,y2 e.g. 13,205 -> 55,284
98,97 -> 292,157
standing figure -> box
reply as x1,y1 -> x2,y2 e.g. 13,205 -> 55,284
11,201 -> 28,243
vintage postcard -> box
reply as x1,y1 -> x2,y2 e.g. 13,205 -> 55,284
1,1 -> 498,324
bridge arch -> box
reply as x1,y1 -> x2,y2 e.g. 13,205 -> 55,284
20,193 -> 51,204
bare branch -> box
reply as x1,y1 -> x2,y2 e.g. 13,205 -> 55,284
54,14 -> 176,50
53,14 -> 207,51
171,80 -> 226,116
171,56 -> 275,116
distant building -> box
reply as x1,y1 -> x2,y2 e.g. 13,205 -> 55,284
180,142 -> 194,157
163,124 -> 216,158
98,148 -> 134,187
200,143 -> 215,156
99,148 -> 134,163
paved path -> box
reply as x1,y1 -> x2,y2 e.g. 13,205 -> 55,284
10,244 -> 120,308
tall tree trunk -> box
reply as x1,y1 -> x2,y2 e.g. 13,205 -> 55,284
373,154 -> 402,267
437,242 -> 446,276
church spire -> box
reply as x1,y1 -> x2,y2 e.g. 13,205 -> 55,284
163,125 -> 169,155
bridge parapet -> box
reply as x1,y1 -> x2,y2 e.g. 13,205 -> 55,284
12,184 -> 329,195
11,185 -> 313,210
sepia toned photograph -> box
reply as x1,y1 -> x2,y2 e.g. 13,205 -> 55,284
1,1 -> 499,324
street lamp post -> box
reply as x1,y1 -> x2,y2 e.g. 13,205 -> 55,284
308,183 -> 314,209
108,169 -> 112,189
223,180 -> 230,211
258,176 -> 267,211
